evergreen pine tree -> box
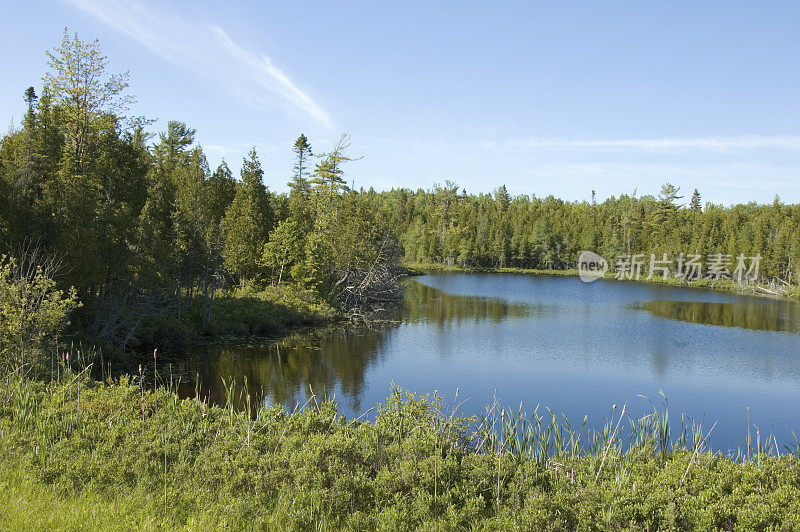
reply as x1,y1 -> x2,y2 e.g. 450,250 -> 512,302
690,189 -> 702,212
221,148 -> 274,280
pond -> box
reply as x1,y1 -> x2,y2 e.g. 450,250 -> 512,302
149,273 -> 800,452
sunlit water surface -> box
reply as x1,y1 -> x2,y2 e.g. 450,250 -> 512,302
143,273 -> 800,451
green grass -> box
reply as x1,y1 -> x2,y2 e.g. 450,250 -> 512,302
0,466 -> 185,531
2,372 -> 800,530
404,261 -> 580,278
134,284 -> 337,349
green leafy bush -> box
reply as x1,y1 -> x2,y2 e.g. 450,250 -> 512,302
0,254 -> 79,375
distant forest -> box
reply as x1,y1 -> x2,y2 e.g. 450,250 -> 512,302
2,32 -> 799,348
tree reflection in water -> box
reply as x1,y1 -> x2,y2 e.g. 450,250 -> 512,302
142,280 -> 537,413
637,300 -> 800,333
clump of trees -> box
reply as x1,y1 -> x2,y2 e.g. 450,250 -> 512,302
263,134 -> 402,317
0,31 -> 401,349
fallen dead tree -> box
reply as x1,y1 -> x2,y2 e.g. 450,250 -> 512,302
333,233 -> 404,322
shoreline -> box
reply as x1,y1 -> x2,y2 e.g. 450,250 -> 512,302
403,262 -> 800,301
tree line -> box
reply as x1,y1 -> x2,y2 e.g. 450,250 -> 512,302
380,182 -> 799,284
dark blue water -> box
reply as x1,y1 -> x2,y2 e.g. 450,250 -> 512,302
165,273 -> 800,452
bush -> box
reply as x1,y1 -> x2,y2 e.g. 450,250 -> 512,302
0,254 -> 79,375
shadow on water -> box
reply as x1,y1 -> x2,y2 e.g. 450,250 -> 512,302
135,327 -> 390,413
635,300 -> 800,333
123,281 -> 536,412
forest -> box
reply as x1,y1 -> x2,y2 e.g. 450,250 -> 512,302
2,31 -> 799,360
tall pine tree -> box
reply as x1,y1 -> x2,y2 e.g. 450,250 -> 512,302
222,148 -> 274,280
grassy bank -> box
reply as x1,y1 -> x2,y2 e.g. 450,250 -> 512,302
2,373 -> 799,530
404,262 -> 800,300
132,284 -> 337,350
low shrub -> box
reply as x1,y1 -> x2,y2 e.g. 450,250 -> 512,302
1,375 -> 799,530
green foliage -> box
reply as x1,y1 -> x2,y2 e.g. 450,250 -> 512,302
152,121 -> 195,171
44,28 -> 131,174
222,148 -> 274,280
381,183 -> 800,286
289,134 -> 312,202
0,466 -> 180,530
690,188 -> 702,212
135,284 -> 335,348
1,376 -> 799,530
0,255 -> 79,374
274,135 -> 401,311
260,219 -> 303,286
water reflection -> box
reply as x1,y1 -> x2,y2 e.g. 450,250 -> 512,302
403,280 -> 538,325
131,273 -> 800,450
637,300 -> 800,332
158,327 -> 388,412
155,281 -> 531,412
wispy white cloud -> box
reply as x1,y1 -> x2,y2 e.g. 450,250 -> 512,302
482,135 -> 800,152
507,160 -> 800,202
61,0 -> 333,129
209,27 -> 332,130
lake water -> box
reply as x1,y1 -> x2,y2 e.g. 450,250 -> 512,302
155,273 -> 800,452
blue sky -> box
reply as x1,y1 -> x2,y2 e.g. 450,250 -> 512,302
2,1 -> 799,204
